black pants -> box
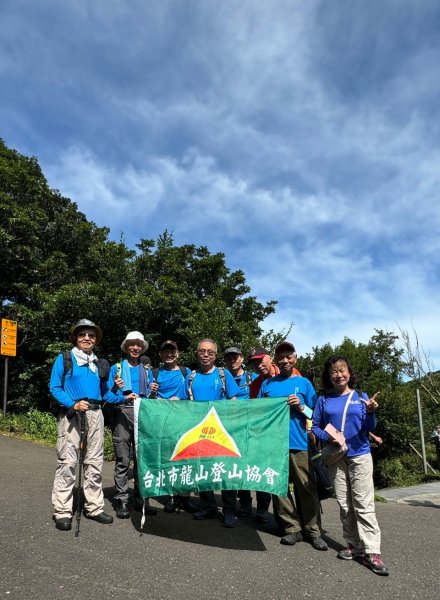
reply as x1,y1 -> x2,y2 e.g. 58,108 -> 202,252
238,490 -> 271,511
112,407 -> 139,503
199,490 -> 237,514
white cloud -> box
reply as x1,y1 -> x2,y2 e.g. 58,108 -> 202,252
3,1 -> 440,370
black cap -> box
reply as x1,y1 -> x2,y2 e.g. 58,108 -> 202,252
274,340 -> 296,354
160,340 -> 178,351
223,347 -> 242,356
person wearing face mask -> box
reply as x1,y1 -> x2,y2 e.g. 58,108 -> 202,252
49,319 -> 115,531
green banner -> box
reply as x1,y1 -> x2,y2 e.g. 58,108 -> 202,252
134,397 -> 290,498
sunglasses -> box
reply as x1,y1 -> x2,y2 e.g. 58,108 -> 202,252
77,331 -> 97,339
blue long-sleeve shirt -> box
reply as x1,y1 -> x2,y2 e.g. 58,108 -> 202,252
49,352 -> 110,409
312,390 -> 377,457
179,367 -> 240,401
104,362 -> 153,403
258,375 -> 317,451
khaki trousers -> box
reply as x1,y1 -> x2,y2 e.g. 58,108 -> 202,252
273,449 -> 321,536
52,410 -> 105,519
328,453 -> 381,554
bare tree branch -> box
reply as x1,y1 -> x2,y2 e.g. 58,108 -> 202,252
398,324 -> 440,405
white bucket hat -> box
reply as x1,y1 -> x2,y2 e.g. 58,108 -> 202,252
121,331 -> 149,354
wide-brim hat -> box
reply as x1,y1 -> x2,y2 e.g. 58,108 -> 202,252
121,331 -> 149,354
70,319 -> 103,344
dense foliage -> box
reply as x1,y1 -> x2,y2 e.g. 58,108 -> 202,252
0,139 -> 277,411
1,139 -> 438,486
298,331 -> 440,486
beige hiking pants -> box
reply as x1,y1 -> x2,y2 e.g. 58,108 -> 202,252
52,409 -> 105,519
328,452 -> 381,554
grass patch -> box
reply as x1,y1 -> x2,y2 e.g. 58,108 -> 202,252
374,494 -> 387,503
0,410 -> 115,461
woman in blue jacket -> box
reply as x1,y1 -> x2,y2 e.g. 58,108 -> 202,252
312,355 -> 389,576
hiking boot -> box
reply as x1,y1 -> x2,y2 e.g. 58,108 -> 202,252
115,501 -> 130,519
337,544 -> 364,560
255,509 -> 268,523
280,531 -> 302,546
54,516 -> 72,531
193,509 -> 219,521
223,512 -> 237,528
309,536 -> 328,551
363,554 -> 389,576
163,499 -> 176,513
176,495 -> 200,514
85,511 -> 113,524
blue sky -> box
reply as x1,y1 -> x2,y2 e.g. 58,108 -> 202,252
1,0 -> 440,368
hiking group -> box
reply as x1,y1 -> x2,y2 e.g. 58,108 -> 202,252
49,318 -> 389,576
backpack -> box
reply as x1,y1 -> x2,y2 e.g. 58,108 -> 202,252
61,350 -> 110,387
310,444 -> 334,501
51,351 -> 110,415
187,367 -> 227,401
152,366 -> 187,382
146,365 -> 187,399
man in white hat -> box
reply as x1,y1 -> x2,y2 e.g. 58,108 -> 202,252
106,331 -> 157,519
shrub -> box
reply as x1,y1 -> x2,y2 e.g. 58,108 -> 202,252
0,410 -> 115,460
376,453 -> 425,488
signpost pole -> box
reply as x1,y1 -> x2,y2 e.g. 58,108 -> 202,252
3,357 -> 8,418
1,319 -> 18,418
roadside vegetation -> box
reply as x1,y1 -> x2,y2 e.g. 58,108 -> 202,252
1,139 -> 439,488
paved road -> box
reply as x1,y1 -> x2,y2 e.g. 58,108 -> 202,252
0,435 -> 438,600
377,481 -> 440,508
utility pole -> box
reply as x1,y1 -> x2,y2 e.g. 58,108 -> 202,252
416,388 -> 427,475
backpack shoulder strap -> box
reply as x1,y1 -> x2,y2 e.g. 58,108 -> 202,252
115,362 -> 122,378
61,350 -> 73,389
187,370 -> 197,401
95,358 -> 110,380
217,367 -> 227,396
179,365 -> 188,379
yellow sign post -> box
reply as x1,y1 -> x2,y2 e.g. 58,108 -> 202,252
1,319 -> 18,357
2,319 -> 17,417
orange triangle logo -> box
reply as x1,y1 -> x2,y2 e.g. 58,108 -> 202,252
170,406 -> 241,461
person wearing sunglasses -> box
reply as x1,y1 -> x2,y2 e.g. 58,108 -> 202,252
49,319 -> 115,531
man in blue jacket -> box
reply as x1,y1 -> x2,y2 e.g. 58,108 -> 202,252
179,338 -> 240,527
105,331 -> 157,519
149,340 -> 198,514
258,340 -> 327,550
49,319 -> 115,531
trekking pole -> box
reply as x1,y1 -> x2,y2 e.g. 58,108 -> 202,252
75,410 -> 87,537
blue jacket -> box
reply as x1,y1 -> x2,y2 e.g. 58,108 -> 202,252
312,390 -> 377,457
49,352 -> 110,409
258,375 -> 317,451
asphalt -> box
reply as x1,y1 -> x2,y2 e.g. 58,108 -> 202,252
1,434 -> 439,600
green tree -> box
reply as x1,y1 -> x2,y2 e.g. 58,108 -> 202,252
0,140 -> 276,411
